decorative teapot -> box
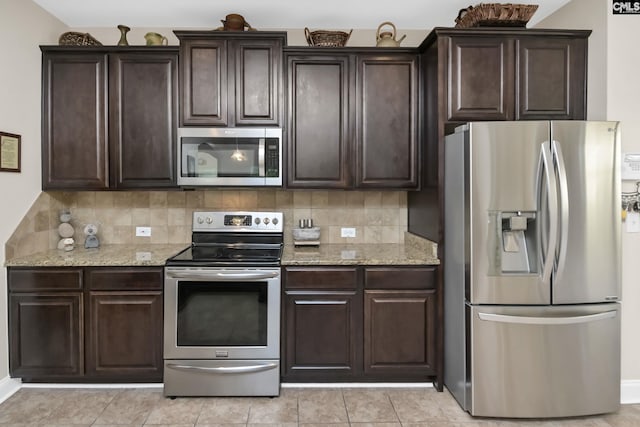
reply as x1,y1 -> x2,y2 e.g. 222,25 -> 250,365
144,32 -> 168,46
221,13 -> 254,31
376,21 -> 406,47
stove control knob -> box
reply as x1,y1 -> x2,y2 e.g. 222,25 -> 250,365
272,217 -> 279,225
197,216 -> 204,224
263,217 -> 270,225
254,217 -> 261,225
206,217 -> 213,224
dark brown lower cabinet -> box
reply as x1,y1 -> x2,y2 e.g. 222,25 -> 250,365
364,289 -> 436,378
283,290 -> 362,381
282,265 -> 439,384
86,291 -> 163,381
7,266 -> 163,382
9,293 -> 83,379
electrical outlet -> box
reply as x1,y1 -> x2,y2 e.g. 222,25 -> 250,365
136,226 -> 152,237
341,227 -> 356,238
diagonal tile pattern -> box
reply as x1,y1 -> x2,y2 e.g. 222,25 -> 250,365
0,387 -> 638,426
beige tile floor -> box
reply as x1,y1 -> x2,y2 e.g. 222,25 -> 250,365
0,386 -> 638,426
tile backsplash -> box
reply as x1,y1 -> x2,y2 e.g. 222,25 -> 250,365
5,190 -> 408,260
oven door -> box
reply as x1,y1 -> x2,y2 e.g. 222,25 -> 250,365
164,267 -> 280,360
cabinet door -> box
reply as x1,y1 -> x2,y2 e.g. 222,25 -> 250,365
86,291 -> 163,381
283,265 -> 360,380
9,293 -> 83,379
109,52 -> 178,188
516,37 -> 587,120
287,55 -> 351,188
355,54 -> 419,188
180,39 -> 228,125
283,290 -> 362,381
42,52 -> 108,189
364,289 -> 436,377
85,267 -> 163,381
233,38 -> 282,125
447,37 -> 515,121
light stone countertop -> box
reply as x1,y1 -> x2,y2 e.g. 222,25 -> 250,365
4,234 -> 439,267
281,233 -> 439,266
4,244 -> 188,267
281,243 -> 439,266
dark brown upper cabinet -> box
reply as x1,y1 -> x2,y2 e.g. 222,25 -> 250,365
355,54 -> 419,188
286,49 -> 419,189
42,52 -> 108,189
286,54 -> 352,188
175,31 -> 286,127
41,47 -> 178,190
109,52 -> 178,188
444,29 -> 589,122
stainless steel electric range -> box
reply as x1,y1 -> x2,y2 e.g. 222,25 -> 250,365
163,211 -> 283,397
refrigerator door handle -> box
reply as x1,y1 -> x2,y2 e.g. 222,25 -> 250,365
477,310 -> 617,325
540,142 -> 558,286
552,140 -> 569,281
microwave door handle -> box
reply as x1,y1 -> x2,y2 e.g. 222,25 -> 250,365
259,138 -> 266,177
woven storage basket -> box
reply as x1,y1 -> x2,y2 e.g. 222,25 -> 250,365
59,31 -> 102,46
455,3 -> 538,28
305,28 -> 353,47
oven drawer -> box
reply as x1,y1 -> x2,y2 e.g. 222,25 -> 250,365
164,359 -> 280,397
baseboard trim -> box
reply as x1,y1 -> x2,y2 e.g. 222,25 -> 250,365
622,380 -> 640,404
0,377 -> 21,404
21,383 -> 163,389
281,382 -> 434,388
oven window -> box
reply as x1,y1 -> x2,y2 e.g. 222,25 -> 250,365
176,281 -> 268,346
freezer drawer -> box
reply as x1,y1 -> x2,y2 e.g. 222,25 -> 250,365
469,303 -> 620,418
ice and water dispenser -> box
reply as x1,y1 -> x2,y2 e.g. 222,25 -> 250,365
488,211 -> 539,275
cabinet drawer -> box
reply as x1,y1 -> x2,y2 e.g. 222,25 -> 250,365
8,268 -> 83,292
87,268 -> 163,290
364,267 -> 436,289
284,267 -> 358,290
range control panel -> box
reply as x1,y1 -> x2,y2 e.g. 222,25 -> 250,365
192,211 -> 283,233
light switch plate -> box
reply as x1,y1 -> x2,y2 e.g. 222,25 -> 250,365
341,227 -> 356,238
626,212 -> 640,233
136,226 -> 152,237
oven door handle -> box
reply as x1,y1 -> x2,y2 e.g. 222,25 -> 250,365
166,362 -> 278,375
166,271 -> 279,281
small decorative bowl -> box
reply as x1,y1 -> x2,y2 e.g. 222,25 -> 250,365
292,227 -> 321,241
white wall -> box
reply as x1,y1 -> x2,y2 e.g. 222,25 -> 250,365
0,0 -> 66,378
607,5 -> 640,382
539,0 -> 640,382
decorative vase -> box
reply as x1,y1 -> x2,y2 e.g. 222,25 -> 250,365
117,25 -> 130,46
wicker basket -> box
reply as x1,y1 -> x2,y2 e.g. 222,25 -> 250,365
58,31 -> 102,46
305,28 -> 353,47
455,3 -> 539,28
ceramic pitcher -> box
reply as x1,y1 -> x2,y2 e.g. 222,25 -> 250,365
144,32 -> 168,46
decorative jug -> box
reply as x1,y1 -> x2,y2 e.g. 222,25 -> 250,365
376,22 -> 406,47
221,13 -> 253,31
144,32 -> 168,46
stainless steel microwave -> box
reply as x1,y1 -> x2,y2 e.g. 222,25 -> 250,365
178,128 -> 282,187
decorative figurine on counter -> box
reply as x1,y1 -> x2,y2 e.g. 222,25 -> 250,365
84,223 -> 100,249
57,210 -> 76,251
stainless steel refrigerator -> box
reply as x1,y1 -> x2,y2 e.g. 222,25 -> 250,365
444,121 -> 621,418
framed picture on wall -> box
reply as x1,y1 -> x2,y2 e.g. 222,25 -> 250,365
0,131 -> 21,172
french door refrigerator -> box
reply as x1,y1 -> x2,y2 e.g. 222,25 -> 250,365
444,121 -> 621,418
